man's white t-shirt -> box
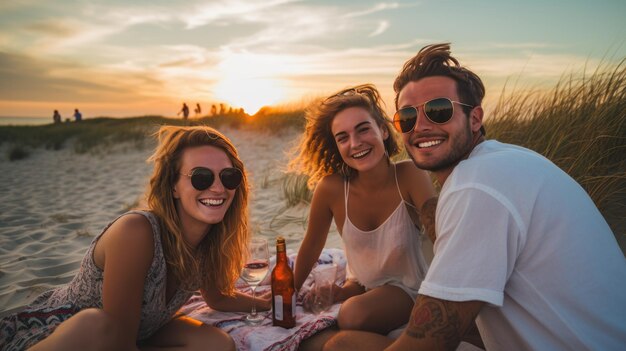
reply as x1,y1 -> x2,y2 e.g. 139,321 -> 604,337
419,140 -> 626,350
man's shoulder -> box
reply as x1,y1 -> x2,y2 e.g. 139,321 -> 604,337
470,139 -> 532,157
461,140 -> 546,171
445,141 -> 547,193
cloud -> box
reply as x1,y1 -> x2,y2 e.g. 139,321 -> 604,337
183,0 -> 300,29
218,5 -> 340,50
0,51 -> 162,103
488,42 -> 553,50
25,20 -> 78,38
0,0 -> 39,12
462,50 -> 601,79
0,2 -> 174,56
370,21 -> 389,37
344,2 -> 402,18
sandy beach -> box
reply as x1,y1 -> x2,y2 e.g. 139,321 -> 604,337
0,127 -> 348,316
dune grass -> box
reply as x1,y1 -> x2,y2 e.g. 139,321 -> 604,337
0,109 -> 304,157
282,172 -> 313,207
485,60 -> 626,243
0,116 -> 161,154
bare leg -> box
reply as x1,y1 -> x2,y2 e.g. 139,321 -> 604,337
323,330 -> 393,351
298,327 -> 339,351
140,315 -> 234,351
337,285 -> 413,334
29,308 -> 121,351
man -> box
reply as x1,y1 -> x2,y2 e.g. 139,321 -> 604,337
324,43 -> 626,350
179,102 -> 190,120
73,108 -> 82,122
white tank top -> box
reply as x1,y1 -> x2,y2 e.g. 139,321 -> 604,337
341,164 -> 429,299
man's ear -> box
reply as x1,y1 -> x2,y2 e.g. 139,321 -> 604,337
470,106 -> 484,134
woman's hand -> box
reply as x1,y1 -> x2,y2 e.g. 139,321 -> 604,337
302,283 -> 343,312
202,287 -> 272,312
256,290 -> 273,311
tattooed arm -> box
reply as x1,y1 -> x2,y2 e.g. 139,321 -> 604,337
419,196 -> 438,244
386,295 -> 484,351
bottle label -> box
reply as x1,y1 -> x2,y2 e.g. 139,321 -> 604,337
274,295 -> 284,320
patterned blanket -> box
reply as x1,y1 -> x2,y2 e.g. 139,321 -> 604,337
179,248 -> 347,351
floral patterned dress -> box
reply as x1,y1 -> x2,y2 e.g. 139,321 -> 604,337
0,211 -> 192,351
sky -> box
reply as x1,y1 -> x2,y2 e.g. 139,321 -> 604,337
1,0 -> 625,118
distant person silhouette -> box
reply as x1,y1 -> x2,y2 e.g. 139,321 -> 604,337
210,104 -> 217,116
194,103 -> 202,116
53,110 -> 61,124
73,109 -> 82,122
178,103 -> 190,120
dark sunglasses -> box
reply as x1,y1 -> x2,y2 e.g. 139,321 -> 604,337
393,97 -> 474,133
181,167 -> 243,191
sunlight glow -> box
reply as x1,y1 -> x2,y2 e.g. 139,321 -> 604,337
214,52 -> 289,114
214,77 -> 285,115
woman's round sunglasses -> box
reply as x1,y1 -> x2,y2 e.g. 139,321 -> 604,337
393,97 -> 474,134
181,167 -> 243,191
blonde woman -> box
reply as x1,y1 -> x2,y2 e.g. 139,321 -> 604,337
291,84 -> 437,336
1,126 -> 266,351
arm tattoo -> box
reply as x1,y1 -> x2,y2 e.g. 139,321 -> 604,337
406,299 -> 461,350
419,197 -> 438,244
405,296 -> 483,351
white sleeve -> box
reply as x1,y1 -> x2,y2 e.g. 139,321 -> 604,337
418,185 -> 524,306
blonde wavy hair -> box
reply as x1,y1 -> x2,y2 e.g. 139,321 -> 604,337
289,84 -> 400,189
147,125 -> 249,296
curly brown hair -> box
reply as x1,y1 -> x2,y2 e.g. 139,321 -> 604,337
147,125 -> 249,296
289,84 -> 401,188
393,43 -> 486,134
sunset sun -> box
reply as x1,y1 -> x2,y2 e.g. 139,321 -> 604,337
214,52 -> 288,115
214,77 -> 285,115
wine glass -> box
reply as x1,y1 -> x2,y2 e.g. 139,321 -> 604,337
241,237 -> 270,325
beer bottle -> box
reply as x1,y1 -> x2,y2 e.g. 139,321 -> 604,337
271,236 -> 296,328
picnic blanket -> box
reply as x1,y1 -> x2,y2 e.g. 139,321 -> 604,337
179,248 -> 347,351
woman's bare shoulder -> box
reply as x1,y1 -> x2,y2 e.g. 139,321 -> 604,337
316,173 -> 344,192
395,159 -> 423,177
95,213 -> 155,268
107,213 -> 154,241
311,173 -> 345,208
394,160 -> 436,206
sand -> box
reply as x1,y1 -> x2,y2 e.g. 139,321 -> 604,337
0,127 -> 343,316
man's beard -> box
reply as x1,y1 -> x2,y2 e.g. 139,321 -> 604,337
409,122 -> 474,172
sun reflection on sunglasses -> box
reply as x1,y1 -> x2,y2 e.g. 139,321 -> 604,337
393,97 -> 474,133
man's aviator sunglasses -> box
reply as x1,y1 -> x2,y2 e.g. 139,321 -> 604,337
393,97 -> 474,134
181,167 -> 243,191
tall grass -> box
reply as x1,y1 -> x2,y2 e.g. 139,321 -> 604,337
0,116 -> 164,153
247,106 -> 306,132
0,109 -> 304,158
485,60 -> 626,243
282,172 -> 312,207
